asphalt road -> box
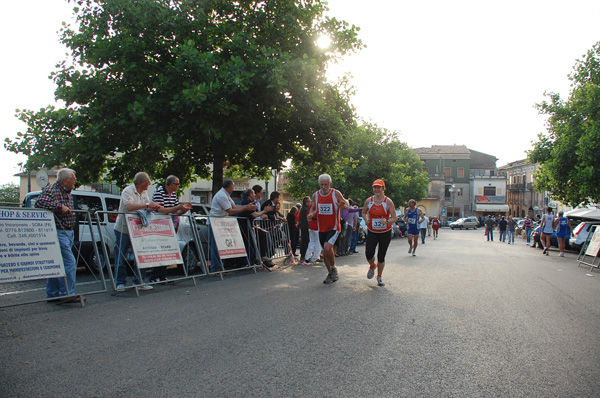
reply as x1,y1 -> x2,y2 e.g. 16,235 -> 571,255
1,229 -> 600,397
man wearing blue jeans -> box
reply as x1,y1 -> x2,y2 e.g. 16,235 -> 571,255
35,168 -> 80,302
113,172 -> 162,291
485,215 -> 495,241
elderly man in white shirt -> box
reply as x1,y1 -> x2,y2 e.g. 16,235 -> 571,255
208,179 -> 257,271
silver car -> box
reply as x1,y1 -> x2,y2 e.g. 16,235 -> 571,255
449,217 -> 479,230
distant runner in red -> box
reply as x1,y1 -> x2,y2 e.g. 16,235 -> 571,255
432,217 -> 440,239
307,174 -> 349,284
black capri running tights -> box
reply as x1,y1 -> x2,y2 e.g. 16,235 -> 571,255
365,230 -> 392,263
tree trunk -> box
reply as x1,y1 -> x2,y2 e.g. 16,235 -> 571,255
212,154 -> 224,196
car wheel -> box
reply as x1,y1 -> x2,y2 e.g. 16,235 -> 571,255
179,245 -> 199,274
86,245 -> 107,273
460,226 -> 463,230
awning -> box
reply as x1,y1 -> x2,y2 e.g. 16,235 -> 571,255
474,204 -> 509,212
565,208 -> 600,220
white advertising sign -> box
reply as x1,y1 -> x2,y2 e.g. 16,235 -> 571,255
210,217 -> 247,259
585,226 -> 600,257
0,208 -> 65,282
126,213 -> 182,269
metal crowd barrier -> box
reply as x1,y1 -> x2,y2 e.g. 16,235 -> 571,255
207,216 -> 263,277
96,211 -> 206,295
252,218 -> 291,262
0,208 -> 108,308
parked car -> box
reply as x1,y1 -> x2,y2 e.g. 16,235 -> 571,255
569,221 -> 600,251
176,213 -> 210,273
23,190 -> 121,272
449,216 -> 479,230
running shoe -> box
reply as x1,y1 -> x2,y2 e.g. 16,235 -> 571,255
412,251 -> 416,256
367,266 -> 375,279
377,277 -> 385,286
330,267 -> 339,282
559,252 -> 564,257
408,247 -> 412,254
323,272 -> 334,284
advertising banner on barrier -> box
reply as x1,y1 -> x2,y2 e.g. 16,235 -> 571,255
210,217 -> 246,259
0,208 -> 65,282
125,213 -> 182,268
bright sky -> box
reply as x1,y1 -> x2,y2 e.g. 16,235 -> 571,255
1,0 -> 599,185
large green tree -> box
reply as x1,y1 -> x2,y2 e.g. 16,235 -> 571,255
285,121 -> 428,206
529,42 -> 600,206
5,0 -> 362,192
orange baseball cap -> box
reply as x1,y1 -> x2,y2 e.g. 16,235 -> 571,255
372,179 -> 385,188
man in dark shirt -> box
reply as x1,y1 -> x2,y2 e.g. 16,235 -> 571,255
238,189 -> 273,266
498,216 -> 508,242
35,168 -> 80,302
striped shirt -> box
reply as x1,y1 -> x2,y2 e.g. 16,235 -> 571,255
35,182 -> 75,230
152,186 -> 180,209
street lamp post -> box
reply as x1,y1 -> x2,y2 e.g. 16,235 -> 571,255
449,184 -> 456,221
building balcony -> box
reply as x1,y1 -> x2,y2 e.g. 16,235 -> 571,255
507,183 -> 534,191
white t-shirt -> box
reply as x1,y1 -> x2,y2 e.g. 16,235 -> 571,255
419,216 -> 429,229
115,184 -> 150,233
209,188 -> 235,217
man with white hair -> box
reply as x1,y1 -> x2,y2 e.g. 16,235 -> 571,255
35,168 -> 81,302
113,172 -> 162,291
307,174 -> 349,284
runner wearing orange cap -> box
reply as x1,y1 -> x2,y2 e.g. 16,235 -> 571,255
362,179 -> 397,286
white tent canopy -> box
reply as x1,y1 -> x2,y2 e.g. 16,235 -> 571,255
564,208 -> 600,220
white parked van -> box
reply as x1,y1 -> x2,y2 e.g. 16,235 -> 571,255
23,190 -> 121,271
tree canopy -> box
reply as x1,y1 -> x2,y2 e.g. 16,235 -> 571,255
529,42 -> 600,206
5,0 -> 363,192
0,183 -> 20,204
284,121 -> 428,207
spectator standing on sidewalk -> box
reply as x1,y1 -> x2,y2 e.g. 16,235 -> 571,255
507,216 -> 516,244
298,196 -> 311,260
498,216 -> 508,242
113,172 -> 162,291
208,179 -> 257,272
35,168 -> 81,302
485,215 -> 495,242
348,201 -> 361,254
419,213 -> 429,244
286,206 -> 300,257
149,175 -> 192,283
524,216 -> 533,245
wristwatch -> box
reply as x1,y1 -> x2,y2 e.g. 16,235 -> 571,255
145,202 -> 149,209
